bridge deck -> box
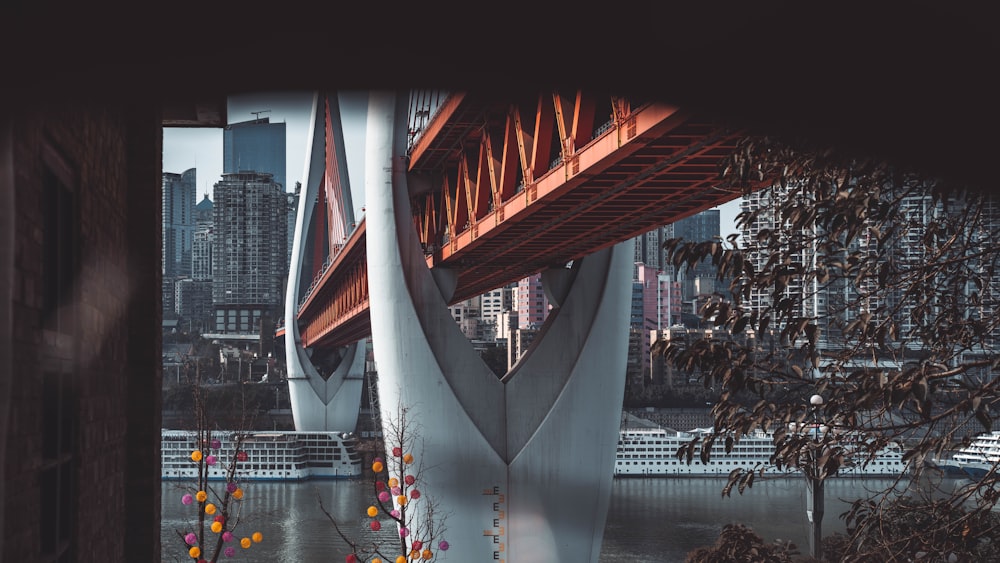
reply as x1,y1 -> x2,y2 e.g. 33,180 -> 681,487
292,93 -> 753,348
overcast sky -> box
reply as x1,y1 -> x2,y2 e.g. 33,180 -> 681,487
162,91 -> 742,238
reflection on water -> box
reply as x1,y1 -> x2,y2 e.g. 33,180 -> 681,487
161,476 -> 908,562
161,479 -> 396,562
599,476 -> 902,562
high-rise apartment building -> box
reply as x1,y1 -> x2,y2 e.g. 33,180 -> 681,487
479,285 -> 513,342
663,210 -> 723,310
223,117 -> 286,190
174,278 -> 213,333
629,263 -> 682,384
643,266 -> 681,330
192,195 -> 214,281
971,196 -> 1000,347
516,273 -> 549,330
669,209 -> 722,306
211,171 -> 288,336
888,193 -> 944,343
671,209 -> 720,245
162,168 -> 197,277
634,227 -> 665,269
449,296 -> 482,341
631,209 -> 723,322
739,183 -> 1000,353
452,285 -> 515,343
740,185 -> 831,348
503,274 -> 550,366
179,193 -> 216,331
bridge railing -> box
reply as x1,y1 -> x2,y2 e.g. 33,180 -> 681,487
294,91 -> 446,317
298,255 -> 334,311
407,90 -> 447,150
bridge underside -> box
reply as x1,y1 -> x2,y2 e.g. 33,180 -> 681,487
410,93 -> 747,304
293,91 -> 753,349
282,88 -> 757,560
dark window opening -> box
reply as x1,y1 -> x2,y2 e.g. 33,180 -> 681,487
40,145 -> 79,563
40,371 -> 77,562
42,154 -> 78,335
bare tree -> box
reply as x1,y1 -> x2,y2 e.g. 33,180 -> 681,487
657,134 -> 1000,561
320,402 -> 451,563
167,377 -> 266,562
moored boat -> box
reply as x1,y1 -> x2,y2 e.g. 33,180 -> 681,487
925,457 -> 969,478
933,431 -> 1000,480
161,429 -> 363,481
614,415 -> 908,477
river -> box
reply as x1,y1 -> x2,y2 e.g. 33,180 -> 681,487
162,476 -> 909,562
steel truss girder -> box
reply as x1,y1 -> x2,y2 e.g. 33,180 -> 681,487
297,89 -> 756,348
408,91 -> 750,303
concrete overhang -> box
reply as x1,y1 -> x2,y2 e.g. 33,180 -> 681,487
161,97 -> 228,128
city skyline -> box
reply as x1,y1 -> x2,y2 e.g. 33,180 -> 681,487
163,91 -> 369,220
162,91 -> 743,238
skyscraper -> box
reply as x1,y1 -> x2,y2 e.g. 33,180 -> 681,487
162,168 -> 197,277
666,209 -> 722,308
211,171 -> 288,336
632,211 -> 721,267
195,192 -> 214,224
632,209 -> 723,317
216,115 -> 286,345
184,193 -> 215,332
192,194 -> 214,281
223,117 -> 287,190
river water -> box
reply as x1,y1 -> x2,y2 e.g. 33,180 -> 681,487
162,476 -> 909,562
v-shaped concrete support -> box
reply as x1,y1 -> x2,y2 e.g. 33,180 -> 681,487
366,91 -> 632,563
283,92 -> 364,433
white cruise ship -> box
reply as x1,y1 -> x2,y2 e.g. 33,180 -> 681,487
940,431 -> 1000,480
162,429 -> 363,481
614,416 -> 907,477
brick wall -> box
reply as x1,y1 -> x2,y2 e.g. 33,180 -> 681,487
3,102 -> 162,562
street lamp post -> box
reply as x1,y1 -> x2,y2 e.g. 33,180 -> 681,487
806,393 -> 825,560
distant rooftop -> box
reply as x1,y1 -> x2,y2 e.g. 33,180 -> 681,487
196,194 -> 213,210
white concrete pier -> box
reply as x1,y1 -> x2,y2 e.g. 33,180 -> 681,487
365,90 -> 631,563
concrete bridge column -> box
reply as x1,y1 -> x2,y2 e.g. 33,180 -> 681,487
283,93 -> 365,433
365,90 -> 633,563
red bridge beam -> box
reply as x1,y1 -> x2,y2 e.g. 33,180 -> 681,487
296,218 -> 370,349
409,93 -> 753,304
296,91 -> 761,348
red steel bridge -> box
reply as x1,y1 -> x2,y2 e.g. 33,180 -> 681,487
280,90 -> 757,349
